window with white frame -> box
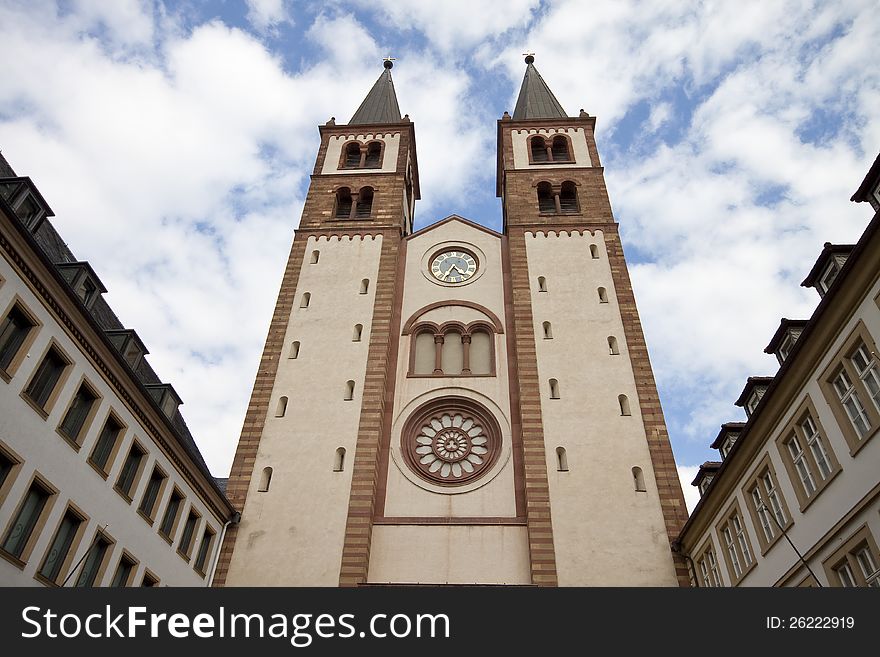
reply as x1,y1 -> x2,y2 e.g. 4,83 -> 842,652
745,460 -> 791,552
823,526 -> 880,588
697,545 -> 722,587
850,343 -> 880,413
831,367 -> 872,438
718,506 -> 754,583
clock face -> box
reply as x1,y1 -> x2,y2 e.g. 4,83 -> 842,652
431,250 -> 477,284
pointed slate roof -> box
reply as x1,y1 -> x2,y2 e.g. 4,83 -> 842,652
349,61 -> 402,125
512,55 -> 567,120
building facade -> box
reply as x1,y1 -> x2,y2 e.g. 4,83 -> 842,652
218,58 -> 688,586
677,153 -> 880,587
0,155 -> 235,586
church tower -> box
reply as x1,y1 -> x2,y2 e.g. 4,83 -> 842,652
216,57 -> 688,587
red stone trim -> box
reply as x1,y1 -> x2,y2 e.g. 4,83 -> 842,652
505,229 -> 558,586
602,223 -> 690,586
338,233 -> 404,586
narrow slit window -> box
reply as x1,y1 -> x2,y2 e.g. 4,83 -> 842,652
289,341 -> 300,359
608,336 -> 619,355
276,396 -> 288,418
633,466 -> 646,492
310,250 -> 320,264
549,378 -> 560,399
333,447 -> 346,472
344,380 -> 355,401
353,324 -> 363,342
590,244 -> 599,259
258,467 -> 272,492
300,292 -> 310,308
359,279 -> 369,294
556,447 -> 569,472
542,321 -> 553,339
598,287 -> 608,303
619,394 -> 631,416
537,276 -> 547,292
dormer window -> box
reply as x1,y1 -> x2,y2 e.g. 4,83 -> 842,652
145,383 -> 182,420
0,177 -> 54,232
105,329 -> 148,371
818,260 -> 840,295
719,434 -> 738,459
692,461 -> 721,497
699,475 -> 715,495
55,262 -> 107,311
746,387 -> 767,416
801,243 -> 853,298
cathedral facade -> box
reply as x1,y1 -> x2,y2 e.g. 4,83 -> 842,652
217,58 -> 688,586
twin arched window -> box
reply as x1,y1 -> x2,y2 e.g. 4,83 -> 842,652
530,135 -> 572,163
341,140 -> 383,169
537,181 -> 579,214
410,322 -> 495,376
335,186 -> 374,219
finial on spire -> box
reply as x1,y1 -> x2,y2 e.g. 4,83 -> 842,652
523,52 -> 535,64
383,56 -> 396,69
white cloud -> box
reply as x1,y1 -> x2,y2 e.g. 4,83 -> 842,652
244,0 -> 292,35
678,465 -> 702,514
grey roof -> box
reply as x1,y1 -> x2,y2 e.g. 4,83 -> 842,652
513,62 -> 568,120
349,65 -> 401,125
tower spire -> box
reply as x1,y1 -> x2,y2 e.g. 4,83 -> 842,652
512,54 -> 567,120
349,60 -> 402,125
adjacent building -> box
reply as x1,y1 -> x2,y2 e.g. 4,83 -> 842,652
217,58 -> 689,587
0,154 -> 236,586
676,152 -> 880,587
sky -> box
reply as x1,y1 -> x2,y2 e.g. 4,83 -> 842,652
1,0 -> 878,513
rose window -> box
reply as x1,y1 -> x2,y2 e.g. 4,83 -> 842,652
402,401 -> 500,486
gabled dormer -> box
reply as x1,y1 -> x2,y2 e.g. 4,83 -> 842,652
764,318 -> 808,366
710,422 -> 745,460
692,461 -> 722,497
0,176 -> 54,232
850,150 -> 880,211
105,328 -> 149,371
735,376 -> 774,418
800,242 -> 854,298
55,261 -> 107,310
145,383 -> 182,420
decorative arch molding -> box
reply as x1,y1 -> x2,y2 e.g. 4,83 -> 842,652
408,320 -> 497,377
402,300 -> 504,335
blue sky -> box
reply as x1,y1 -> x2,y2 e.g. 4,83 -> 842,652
1,0 -> 878,512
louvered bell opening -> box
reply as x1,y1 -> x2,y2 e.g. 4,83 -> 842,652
559,183 -> 578,212
537,184 -> 555,213
355,189 -> 373,218
531,138 -> 548,162
344,144 -> 361,168
335,189 -> 353,218
364,143 -> 381,168
551,138 -> 570,161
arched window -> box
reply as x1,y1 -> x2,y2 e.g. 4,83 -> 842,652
556,447 -> 569,472
537,182 -> 555,213
344,380 -> 355,401
551,136 -> 570,161
300,292 -> 311,308
590,244 -> 599,259
344,142 -> 361,168
359,279 -> 369,294
355,187 -> 373,218
441,331 -> 463,375
334,447 -> 346,472
275,396 -> 288,418
413,331 -> 436,375
310,250 -> 320,264
352,324 -> 363,342
364,142 -> 382,168
597,287 -> 608,303
289,341 -> 300,359
530,136 -> 548,162
559,181 -> 579,212
607,336 -> 619,355
469,330 -> 492,375
619,394 -> 631,416
335,187 -> 352,218
632,466 -> 646,492
537,276 -> 547,292
549,378 -> 560,399
542,321 -> 553,339
258,466 -> 272,492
